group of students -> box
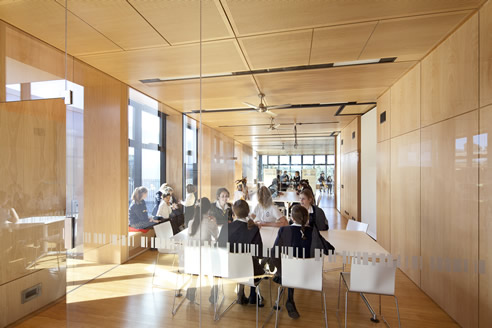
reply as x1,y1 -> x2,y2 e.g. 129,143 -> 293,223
184,185 -> 333,319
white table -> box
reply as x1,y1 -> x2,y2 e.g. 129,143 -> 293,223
320,229 -> 390,323
273,191 -> 300,218
320,230 -> 389,256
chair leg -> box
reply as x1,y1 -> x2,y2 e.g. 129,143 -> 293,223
394,296 -> 401,328
322,291 -> 328,328
275,286 -> 282,328
337,273 -> 342,314
152,251 -> 160,286
256,285 -> 259,328
345,291 -> 348,328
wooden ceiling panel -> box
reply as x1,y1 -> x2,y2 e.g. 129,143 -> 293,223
340,104 -> 375,115
133,75 -> 259,111
310,22 -> 377,64
78,39 -> 247,83
239,29 -> 312,69
222,0 -> 482,36
256,61 -> 416,105
360,11 -> 472,61
0,0 -> 120,55
55,0 -> 169,50
128,0 -> 233,44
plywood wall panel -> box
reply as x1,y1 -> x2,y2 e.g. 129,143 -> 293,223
377,90 -> 391,142
376,140 -> 391,252
421,110 -> 479,328
480,0 -> 492,107
391,63 -> 420,138
391,130 -> 420,285
74,59 -> 128,264
421,14 -> 479,127
341,117 -> 360,155
479,104 -> 492,328
0,99 -> 66,219
0,21 -> 6,102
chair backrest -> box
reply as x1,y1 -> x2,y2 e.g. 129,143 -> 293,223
183,243 -> 215,276
281,254 -> 324,291
346,219 -> 369,233
226,252 -> 255,287
349,257 -> 396,295
154,221 -> 175,253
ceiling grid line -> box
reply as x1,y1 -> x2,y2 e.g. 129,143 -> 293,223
357,20 -> 379,60
125,0 -> 172,46
52,0 -> 125,52
307,28 -> 315,65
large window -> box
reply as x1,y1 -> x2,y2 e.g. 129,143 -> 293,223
128,88 -> 165,211
258,154 -> 335,184
183,115 -> 198,198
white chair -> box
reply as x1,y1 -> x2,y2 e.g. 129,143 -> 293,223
152,222 -> 177,285
337,257 -> 401,328
216,250 -> 265,327
346,219 -> 369,233
274,253 -> 328,328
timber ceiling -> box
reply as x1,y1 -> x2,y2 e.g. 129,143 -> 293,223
0,0 -> 484,154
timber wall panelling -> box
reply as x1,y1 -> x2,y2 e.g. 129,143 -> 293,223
374,4 -> 492,327
479,105 -> 492,328
74,59 -> 129,264
340,117 -> 360,221
161,104 -> 183,198
0,21 -> 5,102
376,140 -> 391,252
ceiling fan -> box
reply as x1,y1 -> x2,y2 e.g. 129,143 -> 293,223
243,93 -> 291,117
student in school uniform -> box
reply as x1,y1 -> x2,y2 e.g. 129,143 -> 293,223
270,205 -> 334,319
217,200 -> 265,307
181,184 -> 197,227
209,187 -> 233,226
251,186 -> 288,227
299,188 -> 328,231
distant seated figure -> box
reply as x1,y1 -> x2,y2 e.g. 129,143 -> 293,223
188,197 -> 219,243
233,183 -> 245,203
129,186 -> 160,230
181,184 -> 197,227
280,171 -> 290,191
291,171 -> 301,188
268,178 -> 280,198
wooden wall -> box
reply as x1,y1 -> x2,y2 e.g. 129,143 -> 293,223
73,59 -> 129,264
0,99 -> 66,327
340,117 -> 360,221
161,103 -> 183,198
376,4 -> 492,326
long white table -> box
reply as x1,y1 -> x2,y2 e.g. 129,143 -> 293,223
319,230 -> 389,256
272,191 -> 300,218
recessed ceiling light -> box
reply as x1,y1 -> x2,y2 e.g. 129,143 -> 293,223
333,59 -> 381,67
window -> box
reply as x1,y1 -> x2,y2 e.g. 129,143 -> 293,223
279,156 -> 290,165
315,155 -> 326,164
303,155 -> 313,165
268,156 -> 278,164
291,155 -> 301,165
128,88 -> 165,211
183,116 -> 198,197
327,155 -> 335,165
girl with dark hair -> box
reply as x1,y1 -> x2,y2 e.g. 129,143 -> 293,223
209,187 -> 233,225
299,188 -> 328,231
187,197 -> 218,242
129,187 -> 160,229
182,184 -> 197,227
270,205 -> 334,319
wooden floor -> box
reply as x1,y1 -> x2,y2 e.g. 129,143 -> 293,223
13,194 -> 460,328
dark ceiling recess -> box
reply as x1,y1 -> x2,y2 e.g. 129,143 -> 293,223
140,57 -> 398,84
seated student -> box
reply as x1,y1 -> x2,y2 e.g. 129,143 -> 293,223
299,188 -> 328,231
188,197 -> 219,242
185,197 -> 219,302
233,183 -> 245,203
129,186 -> 160,229
209,187 -> 233,225
251,186 -> 288,227
268,178 -> 281,198
280,171 -> 290,191
291,171 -> 301,188
154,192 -> 182,234
217,200 -> 264,307
271,205 -> 334,319
181,184 -> 196,227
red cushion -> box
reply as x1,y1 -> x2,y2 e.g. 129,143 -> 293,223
129,227 -> 150,233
